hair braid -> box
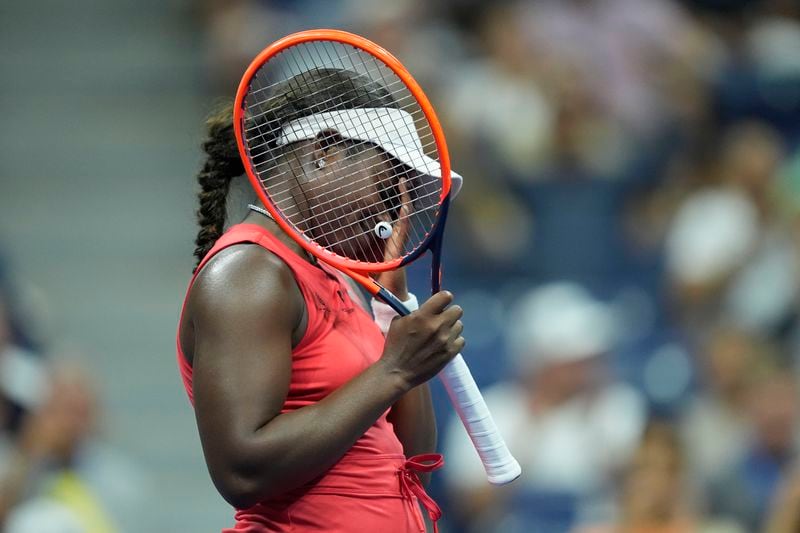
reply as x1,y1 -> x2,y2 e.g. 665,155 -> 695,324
193,104 -> 244,272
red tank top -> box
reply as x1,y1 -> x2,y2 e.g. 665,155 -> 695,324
176,223 -> 441,532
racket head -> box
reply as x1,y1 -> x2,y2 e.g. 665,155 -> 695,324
233,29 -> 453,274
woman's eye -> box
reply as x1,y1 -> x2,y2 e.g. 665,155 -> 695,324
345,141 -> 371,158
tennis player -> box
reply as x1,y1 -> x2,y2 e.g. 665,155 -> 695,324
176,68 -> 464,532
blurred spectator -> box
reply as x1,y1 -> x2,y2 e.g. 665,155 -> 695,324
0,292 -> 47,525
202,0 -> 311,94
344,0 -> 468,92
576,421 -> 745,533
443,283 -> 646,532
665,121 -> 798,338
708,363 -> 799,530
517,0 -> 719,137
764,466 -> 800,533
443,3 -> 553,178
5,498 -> 86,533
715,0 -> 800,143
439,4 -> 696,292
680,327 -> 770,492
0,251 -> 41,353
439,2 -> 546,274
0,363 -> 148,533
0,295 -> 46,438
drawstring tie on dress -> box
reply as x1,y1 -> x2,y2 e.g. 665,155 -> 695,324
398,454 -> 444,533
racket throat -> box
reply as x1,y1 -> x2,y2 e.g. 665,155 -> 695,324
429,197 -> 450,294
430,235 -> 444,295
376,286 -> 412,316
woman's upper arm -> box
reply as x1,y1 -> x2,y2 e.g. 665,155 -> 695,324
188,246 -> 303,481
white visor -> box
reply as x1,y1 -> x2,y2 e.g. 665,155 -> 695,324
276,107 -> 463,198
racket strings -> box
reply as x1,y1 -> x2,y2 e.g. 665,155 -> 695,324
257,127 -> 438,216
244,77 -> 427,147
246,44 -> 374,99
246,52 -> 405,130
265,151 -> 440,261
246,46 -> 436,179
245,44 -> 428,151
311,203 -> 442,251
266,149 -> 437,213
248,43 -> 431,149
248,136 -> 438,203
274,181 -> 439,237
246,79 -> 431,175
253,125 -> 436,179
334,45 -> 430,163
260,139 -> 437,264
241,40 -> 443,265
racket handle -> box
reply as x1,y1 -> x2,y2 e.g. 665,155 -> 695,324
375,287 -> 521,484
439,354 -> 522,485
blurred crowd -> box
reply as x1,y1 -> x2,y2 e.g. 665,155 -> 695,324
5,0 -> 800,531
198,0 -> 800,531
0,257 -> 145,532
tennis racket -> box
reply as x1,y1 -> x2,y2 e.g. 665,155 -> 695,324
232,29 -> 521,485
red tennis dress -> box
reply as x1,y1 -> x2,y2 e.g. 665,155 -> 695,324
176,223 -> 442,532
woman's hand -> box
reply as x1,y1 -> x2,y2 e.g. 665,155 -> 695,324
375,178 -> 412,300
379,291 -> 464,390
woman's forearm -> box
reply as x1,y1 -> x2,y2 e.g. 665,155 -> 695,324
388,383 -> 437,484
213,360 -> 409,508
390,384 -> 436,456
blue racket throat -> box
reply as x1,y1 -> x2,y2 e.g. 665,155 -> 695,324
428,196 -> 450,295
395,194 -> 450,293
380,195 -> 450,314
375,287 -> 413,316
397,193 -> 452,270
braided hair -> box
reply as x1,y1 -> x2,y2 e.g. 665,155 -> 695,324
193,69 -> 397,271
193,104 -> 244,272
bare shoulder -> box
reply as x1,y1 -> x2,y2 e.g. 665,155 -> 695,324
186,244 -> 304,345
192,244 -> 298,306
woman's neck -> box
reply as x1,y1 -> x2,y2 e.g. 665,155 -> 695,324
242,211 -> 318,266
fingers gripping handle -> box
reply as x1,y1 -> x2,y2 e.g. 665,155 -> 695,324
439,355 -> 521,485
376,288 -> 522,485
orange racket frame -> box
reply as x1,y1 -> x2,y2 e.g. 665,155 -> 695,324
233,29 -> 452,296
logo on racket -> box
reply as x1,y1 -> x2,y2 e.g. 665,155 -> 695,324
374,221 -> 393,240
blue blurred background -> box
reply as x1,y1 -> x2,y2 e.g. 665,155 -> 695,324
4,0 -> 800,531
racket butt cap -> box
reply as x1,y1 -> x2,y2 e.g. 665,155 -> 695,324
486,460 -> 522,486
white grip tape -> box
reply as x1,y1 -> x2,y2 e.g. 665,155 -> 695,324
371,293 -> 419,335
439,354 -> 522,485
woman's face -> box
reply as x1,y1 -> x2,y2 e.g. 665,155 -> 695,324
276,137 -> 402,264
